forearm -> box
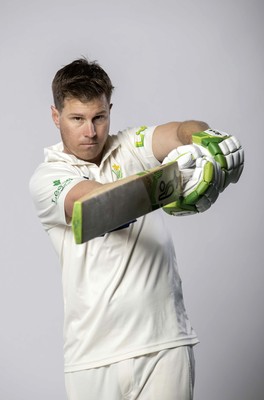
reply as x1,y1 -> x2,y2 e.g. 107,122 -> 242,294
153,120 -> 210,161
65,180 -> 105,219
177,120 -> 210,145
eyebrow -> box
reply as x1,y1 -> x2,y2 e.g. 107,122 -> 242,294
68,110 -> 108,117
68,113 -> 86,117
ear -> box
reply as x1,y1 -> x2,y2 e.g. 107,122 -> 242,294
51,105 -> 60,128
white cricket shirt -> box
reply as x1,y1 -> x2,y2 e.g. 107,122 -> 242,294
30,126 -> 199,372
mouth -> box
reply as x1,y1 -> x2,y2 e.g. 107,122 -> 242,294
80,142 -> 97,147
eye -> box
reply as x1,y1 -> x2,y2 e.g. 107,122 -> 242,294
73,116 -> 83,122
93,114 -> 107,124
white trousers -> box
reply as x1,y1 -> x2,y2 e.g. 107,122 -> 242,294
65,346 -> 195,400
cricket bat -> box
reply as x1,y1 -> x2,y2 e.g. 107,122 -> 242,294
72,161 -> 181,244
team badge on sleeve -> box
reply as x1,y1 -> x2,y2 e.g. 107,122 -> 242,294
135,126 -> 148,148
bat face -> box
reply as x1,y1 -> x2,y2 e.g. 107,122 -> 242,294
72,161 -> 181,244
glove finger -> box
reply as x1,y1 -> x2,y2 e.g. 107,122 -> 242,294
163,149 -> 180,164
192,130 -> 244,190
181,168 -> 194,186
183,158 -> 214,199
163,199 -> 197,216
176,144 -> 203,159
177,152 -> 196,169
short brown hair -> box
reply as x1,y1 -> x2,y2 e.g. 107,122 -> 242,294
52,58 -> 114,111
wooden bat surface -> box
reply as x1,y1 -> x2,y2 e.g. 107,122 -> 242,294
72,161 -> 181,244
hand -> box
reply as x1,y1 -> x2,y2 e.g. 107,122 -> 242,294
192,129 -> 244,191
162,145 -> 222,216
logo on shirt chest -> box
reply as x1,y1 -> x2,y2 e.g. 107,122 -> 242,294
112,164 -> 123,180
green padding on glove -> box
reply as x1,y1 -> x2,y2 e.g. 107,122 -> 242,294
162,147 -> 221,216
203,161 -> 214,182
192,129 -> 244,190
193,133 -> 228,168
193,131 -> 228,146
163,200 -> 197,216
177,160 -> 213,206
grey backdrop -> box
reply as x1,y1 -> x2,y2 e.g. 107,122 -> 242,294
1,0 -> 263,399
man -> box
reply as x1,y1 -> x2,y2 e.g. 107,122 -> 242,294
30,58 -> 243,400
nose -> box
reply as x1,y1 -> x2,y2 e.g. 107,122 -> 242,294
83,122 -> 96,137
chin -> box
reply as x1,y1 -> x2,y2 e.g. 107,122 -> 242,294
79,151 -> 102,165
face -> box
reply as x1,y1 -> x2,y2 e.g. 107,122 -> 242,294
51,95 -> 112,164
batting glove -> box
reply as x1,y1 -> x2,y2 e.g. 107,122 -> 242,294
162,145 -> 222,216
192,129 -> 244,191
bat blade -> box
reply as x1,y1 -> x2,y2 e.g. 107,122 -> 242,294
72,161 -> 181,244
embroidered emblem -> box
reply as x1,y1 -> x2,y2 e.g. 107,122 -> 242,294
52,178 -> 73,204
112,164 -> 123,180
135,126 -> 148,148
